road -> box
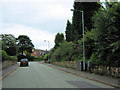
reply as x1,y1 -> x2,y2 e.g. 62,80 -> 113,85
2,62 -> 115,88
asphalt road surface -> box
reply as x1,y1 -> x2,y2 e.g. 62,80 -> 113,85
2,62 -> 115,88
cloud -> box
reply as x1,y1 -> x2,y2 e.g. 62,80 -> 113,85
0,0 -> 74,50
1,0 -> 73,23
1,0 -> 74,3
0,23 -> 55,50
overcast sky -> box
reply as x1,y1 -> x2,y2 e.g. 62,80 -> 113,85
0,0 -> 74,50
0,0 -> 115,50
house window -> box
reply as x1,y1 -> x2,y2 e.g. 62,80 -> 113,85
34,52 -> 36,55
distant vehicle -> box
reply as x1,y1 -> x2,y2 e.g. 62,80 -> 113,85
20,59 -> 29,66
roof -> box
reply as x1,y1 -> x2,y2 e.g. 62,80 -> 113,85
35,49 -> 46,52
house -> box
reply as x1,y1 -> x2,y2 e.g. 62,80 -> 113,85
31,49 -> 46,57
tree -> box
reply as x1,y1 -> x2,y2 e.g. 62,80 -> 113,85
92,2 -> 120,66
54,33 -> 64,48
83,30 -> 95,59
17,35 -> 34,55
0,40 -> 5,50
72,2 -> 101,41
51,41 -> 74,62
65,20 -> 73,42
0,34 -> 17,56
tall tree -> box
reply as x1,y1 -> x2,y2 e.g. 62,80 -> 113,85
72,2 -> 101,41
0,34 -> 17,56
65,20 -> 72,42
17,35 -> 34,55
92,2 -> 120,66
55,33 -> 64,48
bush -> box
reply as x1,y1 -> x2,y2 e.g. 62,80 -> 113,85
17,54 -> 27,62
10,56 -> 18,61
44,54 -> 48,60
89,52 -> 103,65
71,55 -> 77,61
17,54 -> 35,61
1,50 -> 10,61
1,50 -> 17,61
50,41 -> 74,62
26,54 -> 34,61
92,3 -> 120,67
34,57 -> 44,61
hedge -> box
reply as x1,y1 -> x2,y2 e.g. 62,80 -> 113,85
1,50 -> 9,61
34,57 -> 44,61
10,56 -> 18,61
1,50 -> 17,61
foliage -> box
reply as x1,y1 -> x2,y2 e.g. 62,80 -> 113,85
71,2 -> 101,41
74,29 -> 95,61
50,41 -> 74,62
84,30 -> 96,59
54,33 -> 64,48
34,57 -> 44,61
92,2 -> 120,67
0,40 -> 5,50
1,50 -> 17,61
50,47 -> 61,62
89,52 -> 102,65
17,54 -> 27,62
17,35 -> 34,55
0,34 -> 17,56
65,20 -> 73,42
10,56 -> 18,61
44,54 -> 49,60
1,50 -> 10,61
17,53 -> 34,61
49,2 -> 120,68
26,53 -> 34,61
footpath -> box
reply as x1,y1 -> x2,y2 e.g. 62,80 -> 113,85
44,62 -> 120,89
0,63 -> 19,80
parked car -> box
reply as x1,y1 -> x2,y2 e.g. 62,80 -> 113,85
20,59 -> 29,66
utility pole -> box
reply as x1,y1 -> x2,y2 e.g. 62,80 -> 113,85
71,9 -> 86,71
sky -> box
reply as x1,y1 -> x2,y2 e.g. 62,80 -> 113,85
0,0 -> 74,50
0,0 -> 117,51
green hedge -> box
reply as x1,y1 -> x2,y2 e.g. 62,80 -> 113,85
44,54 -> 48,60
1,50 -> 9,61
50,41 -> 74,62
26,54 -> 34,61
34,57 -> 44,61
10,56 -> 18,61
1,50 -> 17,61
